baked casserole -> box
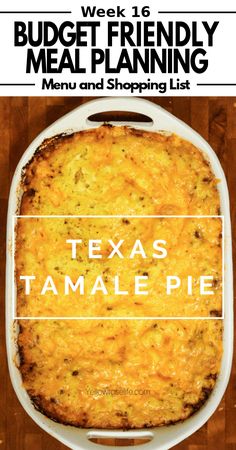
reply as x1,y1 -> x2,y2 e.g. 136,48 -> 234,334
16,125 -> 223,428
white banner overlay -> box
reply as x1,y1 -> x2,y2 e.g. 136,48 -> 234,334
13,215 -> 224,320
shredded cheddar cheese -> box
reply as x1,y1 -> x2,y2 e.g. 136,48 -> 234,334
16,125 -> 222,428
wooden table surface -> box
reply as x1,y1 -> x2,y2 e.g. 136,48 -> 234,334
0,97 -> 235,450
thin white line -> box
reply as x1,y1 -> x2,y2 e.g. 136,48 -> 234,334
12,216 -> 16,321
222,215 -> 225,320
15,215 -> 223,218
14,317 -> 223,320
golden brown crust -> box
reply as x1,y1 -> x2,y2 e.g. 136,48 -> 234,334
16,125 -> 222,428
24,384 -> 215,429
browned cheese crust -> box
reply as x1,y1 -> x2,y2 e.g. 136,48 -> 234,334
16,126 -> 222,428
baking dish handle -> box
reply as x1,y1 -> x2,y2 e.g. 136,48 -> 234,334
86,429 -> 154,448
47,97 -> 212,148
48,97 -> 179,134
75,97 -> 166,129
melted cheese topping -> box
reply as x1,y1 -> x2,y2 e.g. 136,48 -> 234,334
17,126 -> 222,428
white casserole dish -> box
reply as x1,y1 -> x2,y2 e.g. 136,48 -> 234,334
6,97 -> 233,450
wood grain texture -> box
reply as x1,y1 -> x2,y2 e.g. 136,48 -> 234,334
0,97 -> 235,450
